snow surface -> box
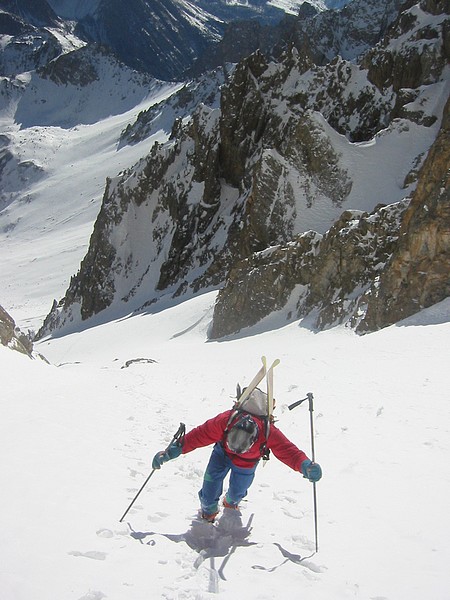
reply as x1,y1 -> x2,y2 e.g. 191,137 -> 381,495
1,288 -> 450,599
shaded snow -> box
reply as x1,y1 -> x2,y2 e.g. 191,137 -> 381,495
46,0 -> 101,20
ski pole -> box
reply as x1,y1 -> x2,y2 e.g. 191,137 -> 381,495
119,422 -> 186,522
288,392 -> 319,553
307,393 -> 319,553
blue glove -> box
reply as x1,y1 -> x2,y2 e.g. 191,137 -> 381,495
301,459 -> 322,482
152,442 -> 182,469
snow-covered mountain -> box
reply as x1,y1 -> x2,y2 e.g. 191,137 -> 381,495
0,40 -> 225,331
35,0 -> 449,340
0,0 -> 448,341
1,0 -> 354,80
190,0 -> 403,80
0,2 -> 83,76
0,3 -> 449,598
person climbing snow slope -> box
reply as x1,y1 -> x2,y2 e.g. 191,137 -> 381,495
152,385 -> 322,522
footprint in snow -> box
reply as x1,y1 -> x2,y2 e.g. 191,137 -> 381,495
69,550 -> 107,561
78,590 -> 106,600
96,528 -> 129,539
280,506 -> 304,520
147,511 -> 169,522
96,528 -> 114,538
77,592 -> 106,600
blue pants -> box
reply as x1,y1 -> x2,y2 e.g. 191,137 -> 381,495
199,443 -> 257,513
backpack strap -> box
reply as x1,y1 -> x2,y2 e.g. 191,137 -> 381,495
259,417 -> 271,461
223,407 -> 240,436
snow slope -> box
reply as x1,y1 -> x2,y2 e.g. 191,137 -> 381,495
0,75 -> 183,332
1,289 -> 449,600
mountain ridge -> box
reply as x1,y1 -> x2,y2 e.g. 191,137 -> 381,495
1,0 -> 354,80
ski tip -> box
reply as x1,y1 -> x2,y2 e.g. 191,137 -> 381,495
268,358 -> 280,370
262,356 -> 281,367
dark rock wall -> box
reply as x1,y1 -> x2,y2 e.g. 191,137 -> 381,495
358,96 -> 450,331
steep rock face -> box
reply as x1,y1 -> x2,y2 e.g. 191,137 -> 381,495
358,95 -> 450,331
209,0 -> 450,337
209,201 -> 409,337
209,232 -> 321,338
291,0 -> 404,63
362,0 -> 449,120
0,304 -> 33,356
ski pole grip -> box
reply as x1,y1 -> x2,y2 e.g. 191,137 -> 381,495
288,397 -> 307,411
171,422 -> 186,446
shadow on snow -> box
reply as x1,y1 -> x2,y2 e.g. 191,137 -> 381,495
128,508 -> 321,585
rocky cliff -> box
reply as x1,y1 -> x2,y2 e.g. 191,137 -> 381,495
38,0 -> 449,339
0,304 -> 34,356
211,0 -> 450,337
209,201 -> 409,337
358,95 -> 450,331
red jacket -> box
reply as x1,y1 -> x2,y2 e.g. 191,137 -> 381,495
182,410 -> 309,470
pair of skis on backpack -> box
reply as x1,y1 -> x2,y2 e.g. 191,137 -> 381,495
224,356 -> 279,457
235,356 -> 280,417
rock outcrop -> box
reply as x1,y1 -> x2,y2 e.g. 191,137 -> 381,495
0,304 -> 34,356
210,201 -> 409,337
358,95 -> 450,331
209,0 -> 450,337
